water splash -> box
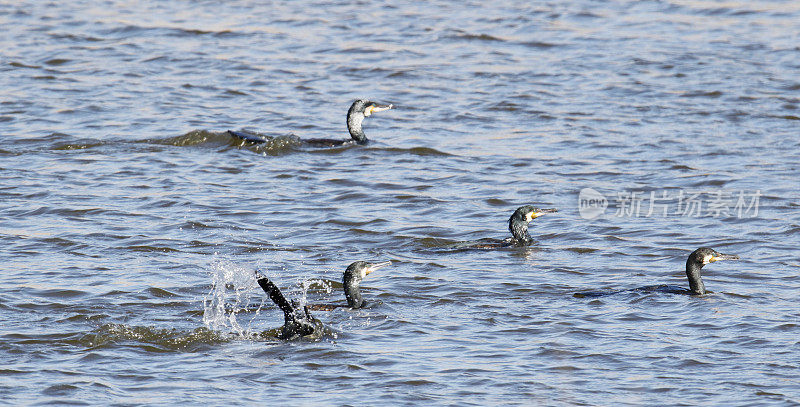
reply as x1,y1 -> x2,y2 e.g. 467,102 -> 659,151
202,260 -> 264,336
202,260 -> 343,341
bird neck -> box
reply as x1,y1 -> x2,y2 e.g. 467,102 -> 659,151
343,277 -> 365,308
685,259 -> 706,295
508,219 -> 532,245
347,112 -> 368,144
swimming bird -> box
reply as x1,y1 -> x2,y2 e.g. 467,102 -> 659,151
574,247 -> 740,298
465,205 -> 557,249
308,261 -> 391,311
255,273 -> 324,340
228,99 -> 393,147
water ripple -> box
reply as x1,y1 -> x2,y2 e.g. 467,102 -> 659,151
1,0 -> 799,405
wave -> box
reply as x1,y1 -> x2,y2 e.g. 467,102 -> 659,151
79,323 -> 231,351
7,131 -> 455,158
374,146 -> 455,157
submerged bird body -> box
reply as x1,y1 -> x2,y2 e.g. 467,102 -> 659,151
574,247 -> 739,298
466,205 -> 557,249
228,99 -> 392,147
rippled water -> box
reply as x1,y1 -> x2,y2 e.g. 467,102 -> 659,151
2,0 -> 799,405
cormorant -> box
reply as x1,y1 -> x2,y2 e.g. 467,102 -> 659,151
343,261 -> 390,308
574,247 -> 740,298
308,261 -> 391,311
466,205 -> 557,249
255,273 -> 324,340
228,99 -> 393,147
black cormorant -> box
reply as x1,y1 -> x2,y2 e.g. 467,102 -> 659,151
308,261 -> 391,311
466,205 -> 557,249
256,273 -> 324,340
228,99 -> 393,147
343,261 -> 391,308
574,247 -> 740,298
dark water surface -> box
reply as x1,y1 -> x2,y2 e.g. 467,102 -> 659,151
2,0 -> 799,405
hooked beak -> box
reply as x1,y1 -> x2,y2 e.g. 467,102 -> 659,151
530,208 -> 558,220
365,103 -> 393,116
364,261 -> 391,276
710,253 -> 739,262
